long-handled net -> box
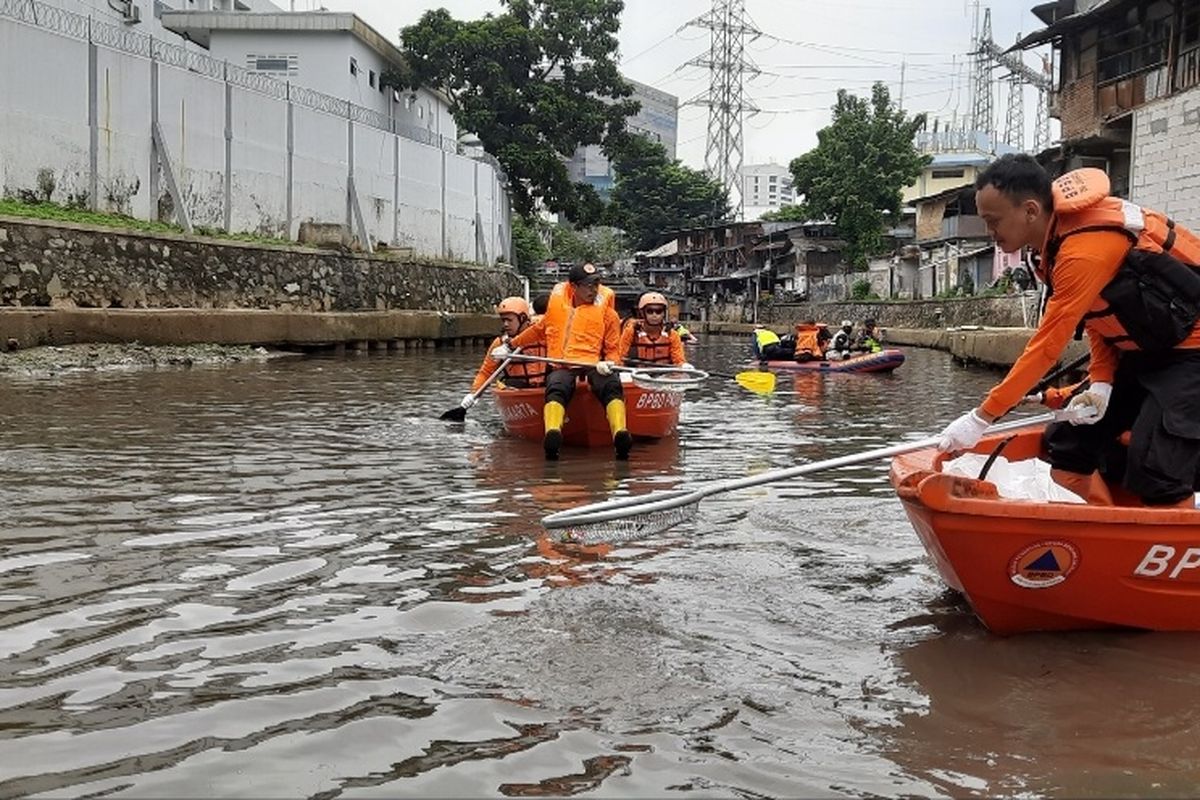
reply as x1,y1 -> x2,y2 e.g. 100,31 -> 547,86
544,411 -> 1079,545
502,353 -> 709,391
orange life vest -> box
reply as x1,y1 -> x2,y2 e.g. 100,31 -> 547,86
1043,169 -> 1200,352
497,335 -> 547,387
623,320 -> 679,364
794,323 -> 824,359
511,282 -> 622,363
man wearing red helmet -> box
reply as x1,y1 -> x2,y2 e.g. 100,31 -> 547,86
459,296 -> 546,411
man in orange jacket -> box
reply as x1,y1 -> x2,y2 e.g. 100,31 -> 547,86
460,296 -> 546,411
494,263 -> 629,461
938,154 -> 1200,507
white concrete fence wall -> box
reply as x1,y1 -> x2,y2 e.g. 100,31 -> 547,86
1131,87 -> 1200,230
0,0 -> 512,264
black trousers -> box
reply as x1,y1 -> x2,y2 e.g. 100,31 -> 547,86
1043,350 -> 1200,504
544,367 -> 624,409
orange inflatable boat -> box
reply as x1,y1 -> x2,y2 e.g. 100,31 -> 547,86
890,424 -> 1200,634
493,382 -> 680,448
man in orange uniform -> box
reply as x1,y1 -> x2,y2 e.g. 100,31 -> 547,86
494,263 -> 629,461
619,291 -> 691,367
938,154 -> 1200,507
460,297 -> 545,411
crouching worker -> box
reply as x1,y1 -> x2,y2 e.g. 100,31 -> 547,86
494,263 -> 630,461
938,154 -> 1200,508
794,321 -> 829,362
460,297 -> 546,411
752,325 -> 792,361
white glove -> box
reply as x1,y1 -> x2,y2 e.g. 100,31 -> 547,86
459,392 -> 477,410
1022,391 -> 1044,405
595,360 -> 614,376
1066,381 -> 1111,425
680,362 -> 695,371
490,343 -> 511,361
937,409 -> 991,453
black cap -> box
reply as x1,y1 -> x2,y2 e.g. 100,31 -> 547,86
568,262 -> 601,285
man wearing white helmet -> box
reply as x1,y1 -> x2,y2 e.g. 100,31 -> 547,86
829,319 -> 855,359
619,291 -> 692,367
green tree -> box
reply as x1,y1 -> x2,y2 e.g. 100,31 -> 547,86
511,213 -> 549,276
605,134 -> 730,250
391,0 -> 637,221
760,203 -> 812,222
789,83 -> 928,268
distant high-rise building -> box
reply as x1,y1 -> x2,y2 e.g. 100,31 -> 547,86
740,163 -> 795,218
567,78 -> 678,198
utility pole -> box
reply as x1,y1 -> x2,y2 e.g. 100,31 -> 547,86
1004,35 -> 1025,152
899,60 -> 906,109
684,0 -> 761,221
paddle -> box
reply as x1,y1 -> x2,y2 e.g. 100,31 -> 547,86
439,346 -> 522,421
626,357 -> 775,395
1034,352 -> 1090,394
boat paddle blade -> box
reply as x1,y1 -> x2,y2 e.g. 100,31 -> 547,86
735,370 -> 775,395
439,405 -> 468,422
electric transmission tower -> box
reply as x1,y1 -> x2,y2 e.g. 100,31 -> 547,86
1004,34 -> 1025,152
979,18 -> 1054,153
685,0 -> 761,221
969,2 -> 996,152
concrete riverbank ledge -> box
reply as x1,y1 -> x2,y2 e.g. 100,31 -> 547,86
0,307 -> 500,350
700,320 -> 1087,371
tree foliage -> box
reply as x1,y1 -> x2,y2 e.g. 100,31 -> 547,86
510,214 -> 549,276
393,0 -> 637,221
789,83 -> 929,267
605,134 -> 730,251
760,203 -> 812,222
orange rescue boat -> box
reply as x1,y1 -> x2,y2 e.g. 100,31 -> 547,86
493,381 -> 680,448
890,424 -> 1200,634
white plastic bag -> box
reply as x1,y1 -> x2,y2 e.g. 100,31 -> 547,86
942,453 -> 1085,503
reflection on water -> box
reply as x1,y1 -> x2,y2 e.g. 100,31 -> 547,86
0,341 -> 1193,797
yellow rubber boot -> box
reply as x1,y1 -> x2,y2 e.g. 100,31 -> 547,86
606,399 -> 632,460
543,401 -> 565,460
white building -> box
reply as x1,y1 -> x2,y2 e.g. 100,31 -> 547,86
567,78 -> 678,198
1,0 -> 510,262
160,9 -> 456,146
35,0 -> 283,47
740,163 -> 796,219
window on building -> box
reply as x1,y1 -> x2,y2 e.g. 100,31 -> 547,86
369,70 -> 376,88
247,54 -> 297,76
349,57 -> 359,76
769,175 -> 777,184
931,168 -> 966,179
1097,3 -> 1171,84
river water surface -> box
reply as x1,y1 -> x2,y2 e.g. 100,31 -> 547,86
3,340 -> 1199,798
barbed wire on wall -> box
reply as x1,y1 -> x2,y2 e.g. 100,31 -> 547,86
225,63 -> 289,101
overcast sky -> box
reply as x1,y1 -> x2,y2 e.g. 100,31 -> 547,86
311,0 -> 1056,171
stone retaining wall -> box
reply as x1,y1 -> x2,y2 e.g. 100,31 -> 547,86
760,294 -> 1041,329
0,216 -> 521,313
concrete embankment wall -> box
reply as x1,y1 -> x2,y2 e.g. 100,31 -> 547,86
1,216 -> 519,348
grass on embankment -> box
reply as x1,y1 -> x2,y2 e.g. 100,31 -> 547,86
0,198 -> 294,248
